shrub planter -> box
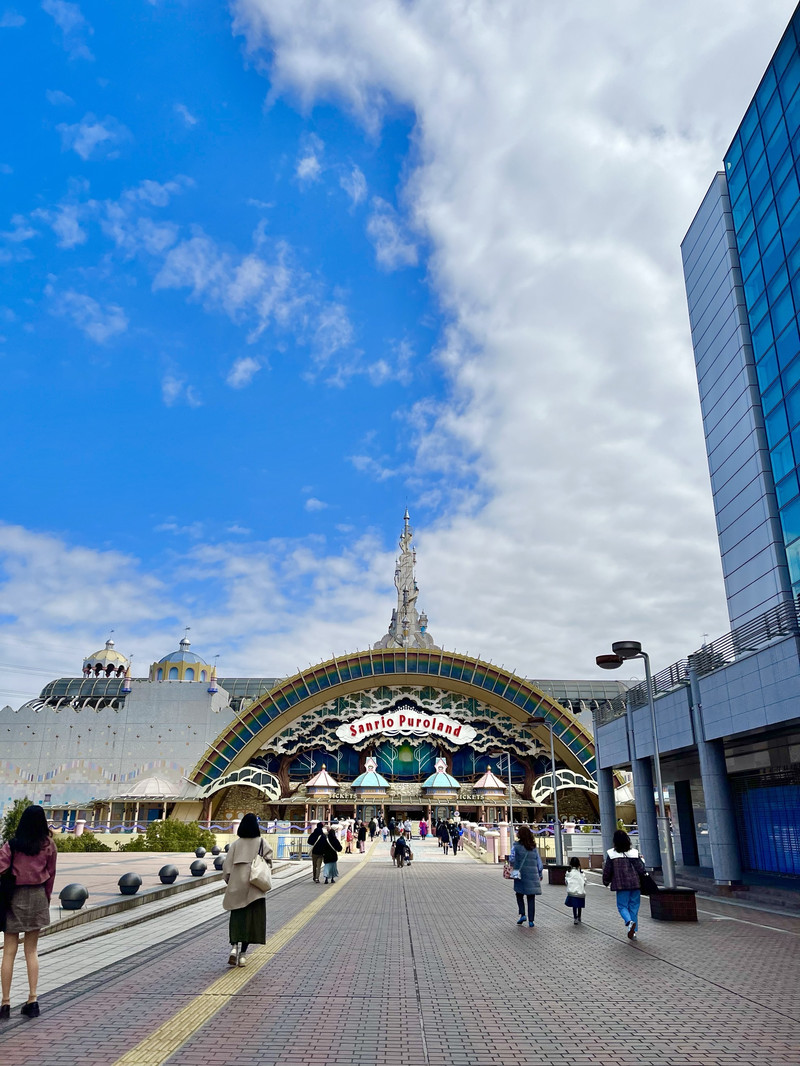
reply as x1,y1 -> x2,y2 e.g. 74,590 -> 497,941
649,887 -> 697,922
118,873 -> 142,896
190,860 -> 207,877
158,864 -> 179,885
59,883 -> 89,911
547,864 -> 569,886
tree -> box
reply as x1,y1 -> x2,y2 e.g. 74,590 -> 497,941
2,797 -> 32,843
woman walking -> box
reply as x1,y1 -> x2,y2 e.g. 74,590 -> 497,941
222,813 -> 273,967
602,829 -> 646,941
419,818 -> 428,840
510,824 -> 543,928
0,804 -> 57,1018
393,830 -> 409,868
437,819 -> 450,855
357,820 -> 367,854
564,857 -> 587,924
322,826 -> 342,883
308,822 -> 326,883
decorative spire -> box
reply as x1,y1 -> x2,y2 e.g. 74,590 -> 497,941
374,511 -> 438,650
207,664 -> 218,694
122,663 -> 132,693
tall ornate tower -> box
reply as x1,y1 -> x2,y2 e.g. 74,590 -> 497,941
374,510 -> 439,650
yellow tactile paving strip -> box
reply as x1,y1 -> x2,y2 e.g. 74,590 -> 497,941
112,845 -> 374,1066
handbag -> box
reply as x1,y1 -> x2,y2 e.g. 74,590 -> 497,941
249,839 -> 273,893
502,860 -> 521,880
0,845 -> 16,933
626,854 -> 658,896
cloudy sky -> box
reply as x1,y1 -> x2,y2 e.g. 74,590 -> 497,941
1,0 -> 796,704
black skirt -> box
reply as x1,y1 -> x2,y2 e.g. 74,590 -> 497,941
228,898 -> 266,945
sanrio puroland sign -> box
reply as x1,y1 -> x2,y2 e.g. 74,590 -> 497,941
335,710 -> 476,745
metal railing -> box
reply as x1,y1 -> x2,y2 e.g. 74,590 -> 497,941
595,596 -> 800,726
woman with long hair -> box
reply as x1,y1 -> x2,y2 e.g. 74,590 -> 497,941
509,824 -> 543,928
602,828 -> 647,941
222,813 -> 273,968
0,804 -> 57,1018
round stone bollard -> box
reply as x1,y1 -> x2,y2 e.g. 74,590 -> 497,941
224,843 -> 230,852
158,864 -> 179,885
118,872 -> 142,896
190,859 -> 207,877
59,883 -> 89,911
213,855 -> 224,870
211,845 -> 221,855
195,846 -> 207,858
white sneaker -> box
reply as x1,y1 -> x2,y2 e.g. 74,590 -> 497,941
228,947 -> 238,967
237,954 -> 247,967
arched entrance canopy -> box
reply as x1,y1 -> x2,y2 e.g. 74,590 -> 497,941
190,649 -> 598,787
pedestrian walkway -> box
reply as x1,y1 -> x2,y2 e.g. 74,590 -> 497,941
1,846 -> 798,1065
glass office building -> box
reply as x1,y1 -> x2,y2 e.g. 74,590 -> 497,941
683,6 -> 800,627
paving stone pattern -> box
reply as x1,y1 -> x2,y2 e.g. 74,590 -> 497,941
0,840 -> 798,1066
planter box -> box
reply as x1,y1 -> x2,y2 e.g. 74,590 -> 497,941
649,888 -> 697,922
547,864 -> 570,886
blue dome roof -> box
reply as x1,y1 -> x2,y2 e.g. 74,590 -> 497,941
158,637 -> 205,665
352,769 -> 389,789
422,770 -> 460,790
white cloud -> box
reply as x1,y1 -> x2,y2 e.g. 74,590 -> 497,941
174,102 -> 198,126
227,524 -> 252,535
305,497 -> 328,512
226,355 -> 262,388
366,197 -> 417,270
57,113 -> 130,160
155,521 -> 204,538
296,133 -> 324,183
0,10 -> 25,28
1,215 -> 38,243
224,0 -> 800,676
161,374 -> 202,408
46,89 -> 74,106
48,287 -> 128,343
340,164 -> 367,205
42,0 -> 93,61
33,202 -> 86,248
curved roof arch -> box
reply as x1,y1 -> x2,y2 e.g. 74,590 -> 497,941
190,648 -> 598,787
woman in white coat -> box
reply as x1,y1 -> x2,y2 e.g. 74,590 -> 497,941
222,813 -> 273,967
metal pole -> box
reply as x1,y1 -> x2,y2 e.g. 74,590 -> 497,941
507,750 -> 514,829
550,724 -> 563,865
641,651 -> 676,889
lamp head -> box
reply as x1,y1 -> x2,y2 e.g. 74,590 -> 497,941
611,640 -> 642,660
596,653 -> 624,670
527,716 -> 547,726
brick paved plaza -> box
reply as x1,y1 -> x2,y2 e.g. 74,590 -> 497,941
0,838 -> 798,1066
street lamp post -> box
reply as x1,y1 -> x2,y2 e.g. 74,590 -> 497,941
528,716 -> 563,866
596,640 -> 676,889
506,750 -> 514,829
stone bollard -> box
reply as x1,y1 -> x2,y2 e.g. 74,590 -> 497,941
118,873 -> 142,896
213,855 -> 224,871
190,860 -> 207,877
195,846 -> 207,858
59,883 -> 89,910
158,864 -> 179,885
211,845 -> 221,856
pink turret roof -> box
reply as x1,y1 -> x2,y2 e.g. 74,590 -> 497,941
474,767 -> 506,791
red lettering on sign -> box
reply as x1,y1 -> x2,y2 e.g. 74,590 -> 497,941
349,724 -> 357,737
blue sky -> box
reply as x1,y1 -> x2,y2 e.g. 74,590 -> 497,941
1,1 -> 797,702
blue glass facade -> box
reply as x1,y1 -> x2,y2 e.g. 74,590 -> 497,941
724,12 -> 800,590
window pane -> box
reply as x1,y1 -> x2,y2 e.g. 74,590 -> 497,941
786,383 -> 800,429
779,494 -> 800,544
757,347 -> 779,390
776,170 -> 799,223
765,401 -> 789,446
757,204 -> 779,249
772,284 -> 795,335
752,312 -> 774,360
766,121 -> 789,170
771,435 -> 795,480
776,471 -> 799,507
776,319 -> 800,370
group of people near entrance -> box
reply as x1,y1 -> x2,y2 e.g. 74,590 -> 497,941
508,824 -> 646,938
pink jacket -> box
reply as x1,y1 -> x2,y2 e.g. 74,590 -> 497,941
0,838 -> 58,901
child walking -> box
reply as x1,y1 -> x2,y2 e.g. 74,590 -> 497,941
564,857 -> 586,924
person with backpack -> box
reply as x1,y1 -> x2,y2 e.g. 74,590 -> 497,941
602,829 -> 647,941
0,804 -> 57,1019
509,824 -> 543,927
308,821 -> 326,883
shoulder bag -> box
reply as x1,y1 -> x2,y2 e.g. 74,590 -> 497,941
626,854 -> 658,896
503,850 -> 521,880
249,838 -> 273,893
0,845 -> 16,932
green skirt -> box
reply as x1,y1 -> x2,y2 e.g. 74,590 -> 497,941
228,898 -> 266,946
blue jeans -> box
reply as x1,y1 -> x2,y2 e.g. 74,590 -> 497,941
615,889 -> 641,928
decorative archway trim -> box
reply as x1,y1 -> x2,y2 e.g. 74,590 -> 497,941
190,649 -> 598,786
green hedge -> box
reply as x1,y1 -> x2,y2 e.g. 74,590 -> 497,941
117,820 -> 216,852
54,831 -> 112,853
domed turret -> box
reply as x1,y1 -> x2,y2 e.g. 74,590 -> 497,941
149,636 -> 212,683
83,639 -> 129,679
